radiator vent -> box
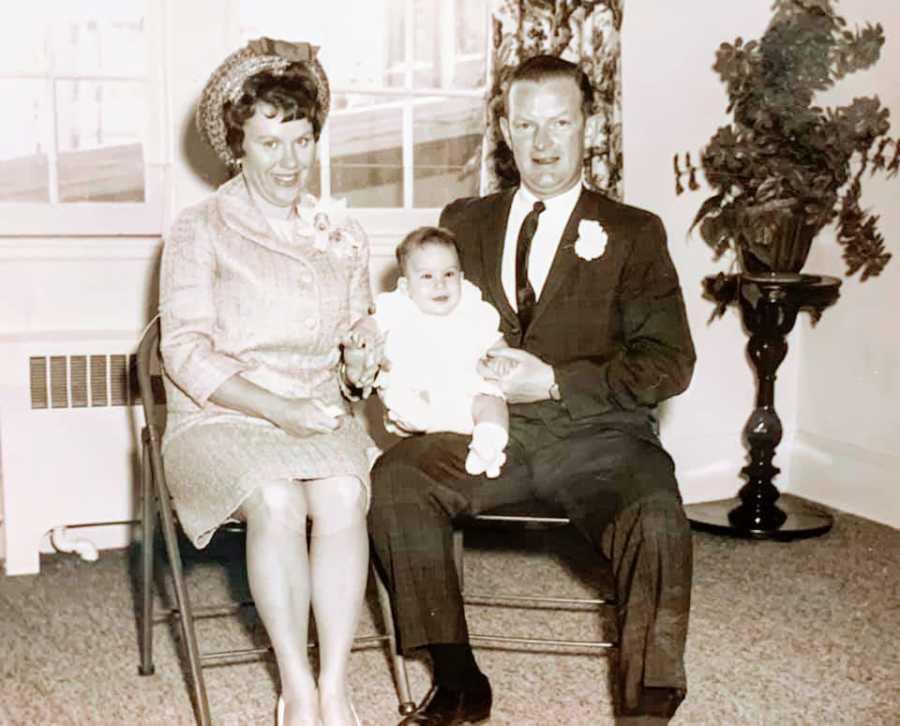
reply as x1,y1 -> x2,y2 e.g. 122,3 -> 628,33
29,354 -> 136,409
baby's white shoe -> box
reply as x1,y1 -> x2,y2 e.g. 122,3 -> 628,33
482,451 -> 507,479
465,423 -> 509,478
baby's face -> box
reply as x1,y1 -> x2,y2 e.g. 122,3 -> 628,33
402,242 -> 462,316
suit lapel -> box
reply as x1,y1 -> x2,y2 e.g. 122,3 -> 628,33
216,175 -> 311,262
530,188 -> 598,328
479,190 -> 518,326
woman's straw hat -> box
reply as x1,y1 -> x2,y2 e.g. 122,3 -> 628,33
196,37 -> 330,167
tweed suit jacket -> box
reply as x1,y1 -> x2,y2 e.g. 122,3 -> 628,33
159,174 -> 372,446
439,186 -> 696,442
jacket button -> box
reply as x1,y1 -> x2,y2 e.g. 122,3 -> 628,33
300,272 -> 313,285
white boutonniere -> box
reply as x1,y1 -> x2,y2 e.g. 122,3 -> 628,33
574,220 -> 608,261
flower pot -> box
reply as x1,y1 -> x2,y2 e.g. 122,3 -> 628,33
737,213 -> 817,277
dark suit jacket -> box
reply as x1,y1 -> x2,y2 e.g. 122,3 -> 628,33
439,187 -> 696,443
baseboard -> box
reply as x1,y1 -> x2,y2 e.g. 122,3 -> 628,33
787,430 -> 900,529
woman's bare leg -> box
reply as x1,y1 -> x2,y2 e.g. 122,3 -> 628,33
238,480 -> 319,725
305,476 -> 369,726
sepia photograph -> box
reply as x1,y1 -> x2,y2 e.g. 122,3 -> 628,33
0,2 -> 897,724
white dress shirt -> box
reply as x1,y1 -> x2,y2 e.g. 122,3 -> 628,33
500,182 -> 583,310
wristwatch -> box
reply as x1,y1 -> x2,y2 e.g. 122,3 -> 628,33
548,381 -> 561,401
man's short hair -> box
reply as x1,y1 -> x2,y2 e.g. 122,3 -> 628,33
395,226 -> 460,274
505,54 -> 594,120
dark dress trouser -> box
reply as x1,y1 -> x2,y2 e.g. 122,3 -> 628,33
368,413 -> 693,719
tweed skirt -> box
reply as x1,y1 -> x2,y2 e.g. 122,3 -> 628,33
162,415 -> 373,549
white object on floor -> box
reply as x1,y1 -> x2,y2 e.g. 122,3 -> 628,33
50,526 -> 99,562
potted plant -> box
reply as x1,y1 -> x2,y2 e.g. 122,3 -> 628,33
675,0 -> 899,290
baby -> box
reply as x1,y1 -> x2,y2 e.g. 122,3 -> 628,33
347,226 -> 513,478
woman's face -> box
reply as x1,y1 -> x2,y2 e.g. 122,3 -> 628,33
240,101 -> 317,210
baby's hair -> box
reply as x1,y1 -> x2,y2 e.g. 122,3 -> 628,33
395,226 -> 460,274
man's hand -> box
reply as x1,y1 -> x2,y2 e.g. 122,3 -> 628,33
480,352 -> 518,378
479,348 -> 555,404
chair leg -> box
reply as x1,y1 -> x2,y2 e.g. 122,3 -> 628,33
374,566 -> 416,716
452,529 -> 464,593
153,458 -> 212,726
138,437 -> 156,676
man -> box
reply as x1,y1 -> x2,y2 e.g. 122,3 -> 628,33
368,54 -> 696,726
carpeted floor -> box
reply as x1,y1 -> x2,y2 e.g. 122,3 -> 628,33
1,499 -> 898,725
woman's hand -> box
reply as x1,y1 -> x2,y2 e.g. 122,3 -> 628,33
341,316 -> 384,395
267,397 -> 344,437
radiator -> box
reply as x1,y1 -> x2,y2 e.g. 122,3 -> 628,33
0,331 -> 142,575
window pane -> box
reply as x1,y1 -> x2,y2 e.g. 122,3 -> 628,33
0,11 -> 49,74
413,98 -> 483,208
412,0 -> 440,89
330,96 -> 403,208
50,8 -> 146,77
56,81 -> 146,202
0,80 -> 51,202
412,0 -> 486,90
240,1 -> 397,88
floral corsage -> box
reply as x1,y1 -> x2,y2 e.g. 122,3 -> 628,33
573,220 -> 608,261
295,195 -> 363,259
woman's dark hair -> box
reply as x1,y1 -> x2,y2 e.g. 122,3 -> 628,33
395,226 -> 461,274
223,62 -> 324,161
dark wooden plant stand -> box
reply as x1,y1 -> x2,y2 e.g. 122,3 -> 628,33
687,272 -> 842,541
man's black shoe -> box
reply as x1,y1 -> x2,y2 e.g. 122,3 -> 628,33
398,676 -> 492,725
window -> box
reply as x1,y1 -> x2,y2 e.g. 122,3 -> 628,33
0,0 -> 165,235
239,0 -> 489,210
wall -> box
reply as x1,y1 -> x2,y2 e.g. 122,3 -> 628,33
790,3 -> 900,527
621,2 -> 786,505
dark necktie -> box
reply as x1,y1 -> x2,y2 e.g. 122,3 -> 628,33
515,200 -> 546,331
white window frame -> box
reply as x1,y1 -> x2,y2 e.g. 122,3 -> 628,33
0,1 -> 168,238
238,0 -> 492,232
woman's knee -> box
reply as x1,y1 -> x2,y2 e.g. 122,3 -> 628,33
306,476 -> 368,534
239,479 -> 308,531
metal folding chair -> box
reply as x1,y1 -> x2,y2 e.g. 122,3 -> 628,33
135,316 -> 414,725
385,499 -> 618,703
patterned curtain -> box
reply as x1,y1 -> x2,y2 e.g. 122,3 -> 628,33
481,0 -> 624,199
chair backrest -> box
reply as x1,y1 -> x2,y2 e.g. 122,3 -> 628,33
136,316 -> 167,437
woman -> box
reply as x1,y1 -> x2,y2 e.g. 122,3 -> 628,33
159,38 -> 374,726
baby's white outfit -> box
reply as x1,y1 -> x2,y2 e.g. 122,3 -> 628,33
373,279 -> 508,476
374,279 -> 503,434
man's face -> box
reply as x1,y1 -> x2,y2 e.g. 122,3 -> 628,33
500,76 -> 586,199
400,243 -> 462,316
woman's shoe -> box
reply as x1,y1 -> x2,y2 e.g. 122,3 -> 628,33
276,695 -> 285,726
277,693 -> 324,726
319,692 -> 360,726
349,698 -> 361,726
